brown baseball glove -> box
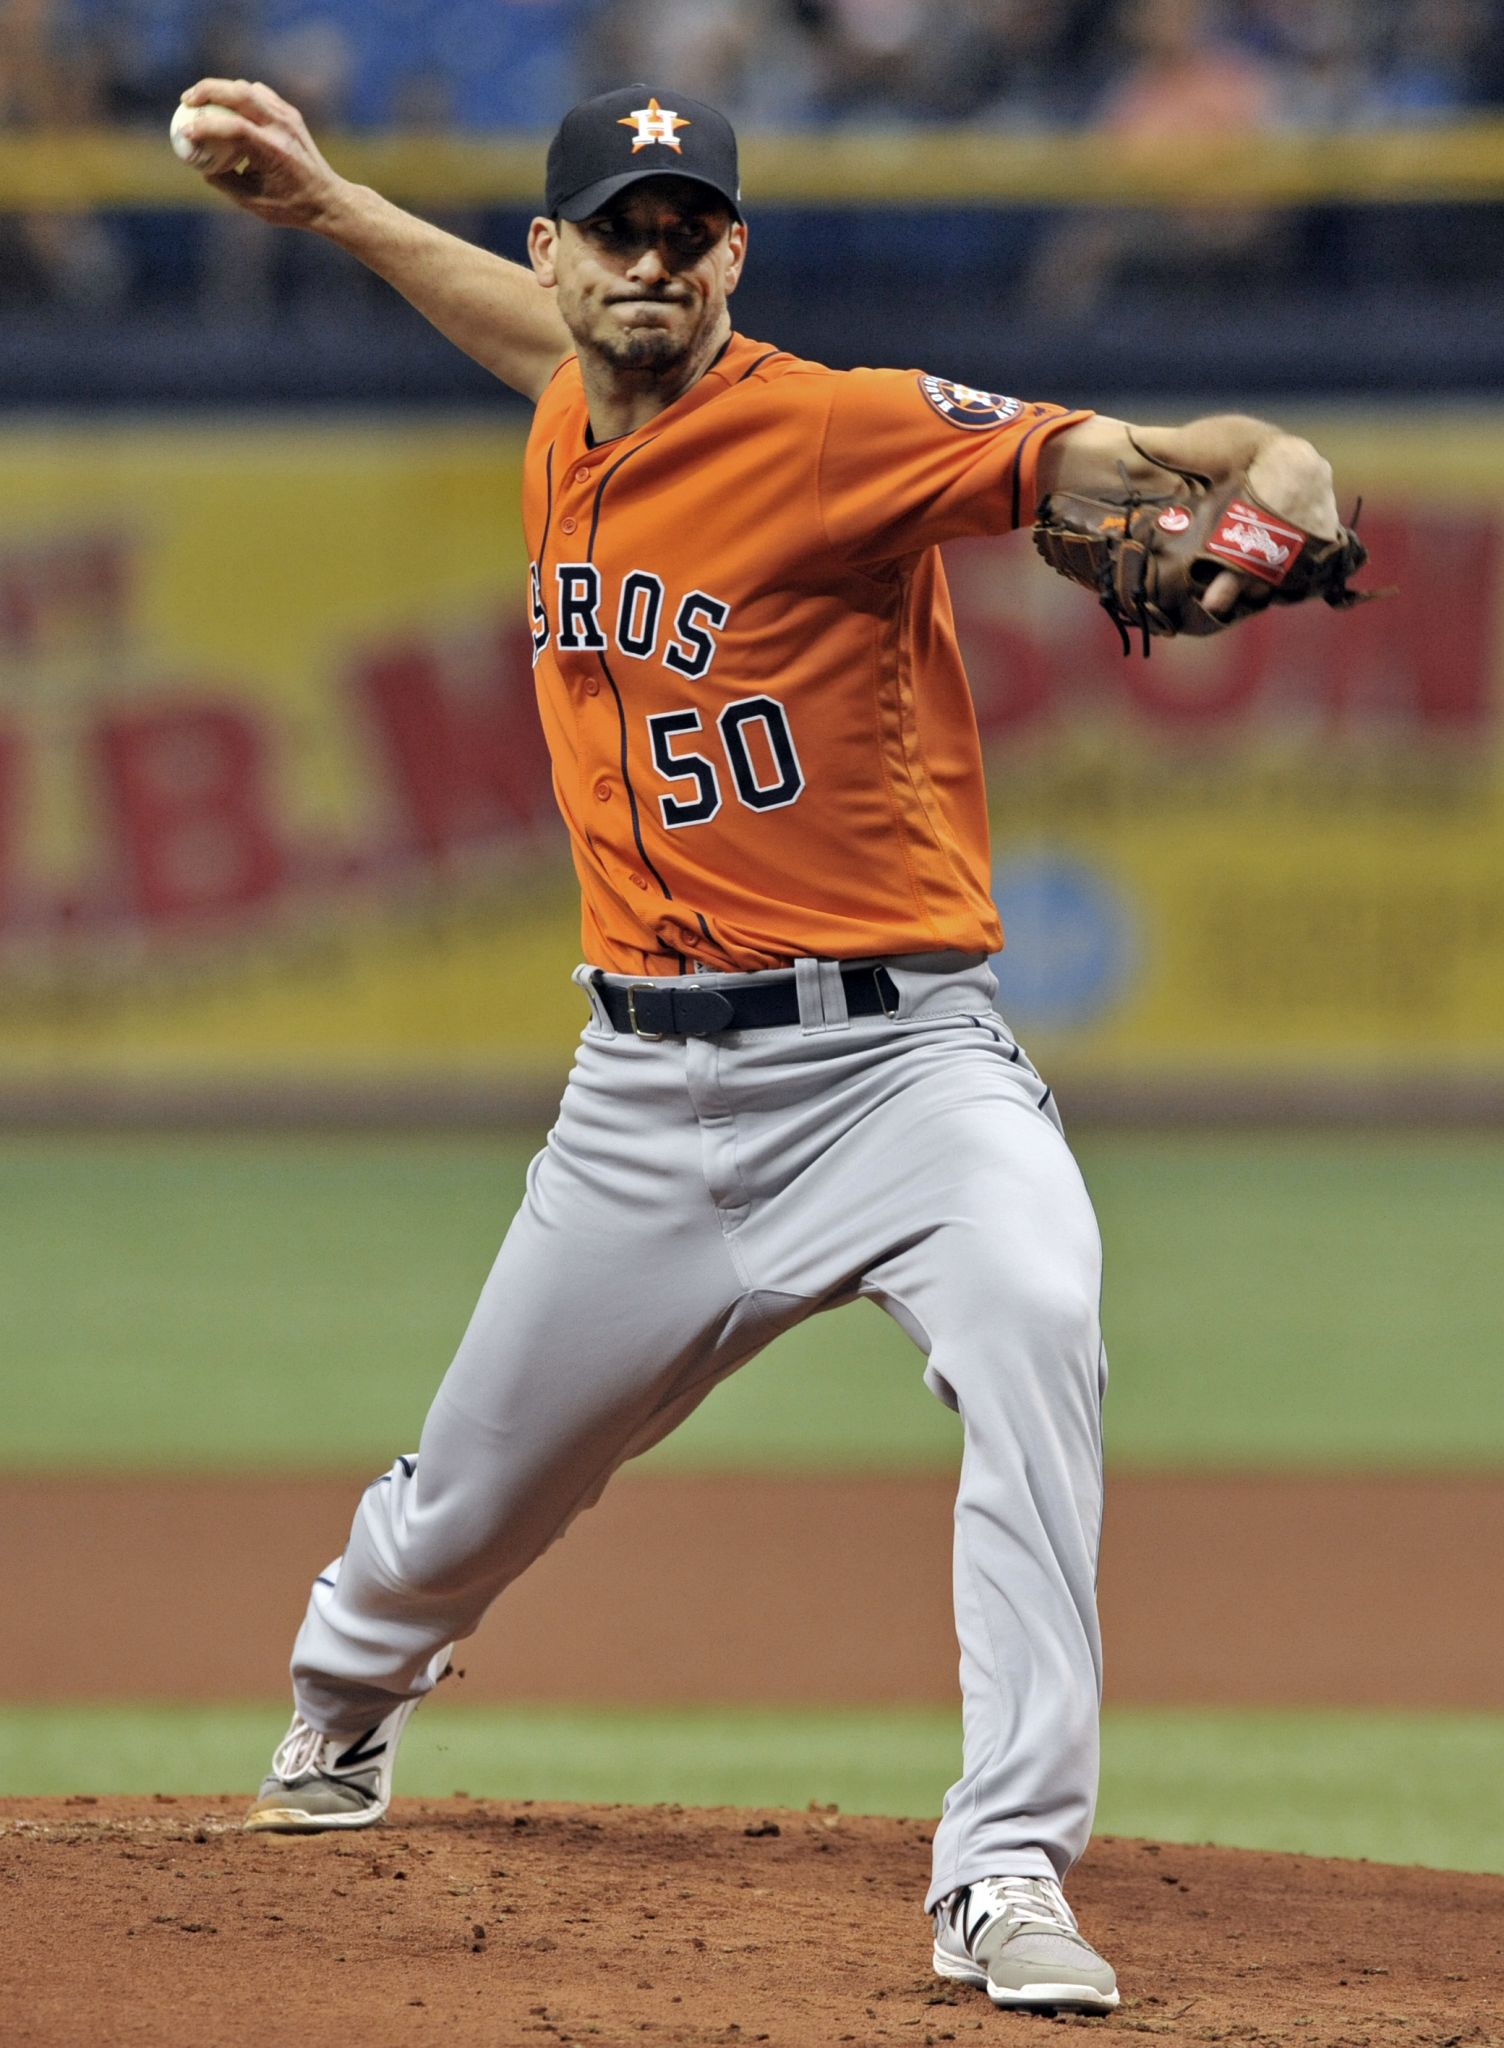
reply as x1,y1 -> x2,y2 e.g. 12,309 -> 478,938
1033,463 -> 1374,656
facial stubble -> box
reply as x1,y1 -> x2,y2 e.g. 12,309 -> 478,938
592,325 -> 695,375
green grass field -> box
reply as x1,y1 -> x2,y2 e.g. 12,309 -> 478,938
3,1703 -> 1499,1875
3,1131 -> 1500,1471
6,1130 -> 1500,1873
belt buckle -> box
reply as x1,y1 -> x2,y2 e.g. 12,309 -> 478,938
625,984 -> 667,1041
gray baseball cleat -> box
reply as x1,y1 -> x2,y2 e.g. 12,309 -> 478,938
244,1647 -> 454,1833
932,1874 -> 1120,2013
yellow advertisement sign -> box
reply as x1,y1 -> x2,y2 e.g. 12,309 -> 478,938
0,411 -> 1498,1095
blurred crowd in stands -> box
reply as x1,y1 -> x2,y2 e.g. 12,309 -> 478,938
5,0 -> 1501,138
593,0 -> 1504,129
2,0 -> 1501,323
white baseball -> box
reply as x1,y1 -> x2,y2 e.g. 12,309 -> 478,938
169,100 -> 252,177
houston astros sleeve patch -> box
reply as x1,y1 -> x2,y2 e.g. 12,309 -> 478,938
918,376 -> 1023,430
817,366 -> 1091,560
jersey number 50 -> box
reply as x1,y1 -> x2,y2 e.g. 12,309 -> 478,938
647,697 -> 805,829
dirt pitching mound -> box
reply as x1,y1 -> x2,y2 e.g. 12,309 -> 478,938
4,1799 -> 1499,2048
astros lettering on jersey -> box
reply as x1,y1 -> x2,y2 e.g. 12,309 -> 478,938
525,333 -> 1091,976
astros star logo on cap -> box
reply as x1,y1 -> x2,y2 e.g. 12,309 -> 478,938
619,96 -> 691,154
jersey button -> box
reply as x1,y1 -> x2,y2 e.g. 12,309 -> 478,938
583,676 -> 600,696
629,873 -> 649,890
574,467 -> 591,484
594,779 -> 612,802
560,515 -> 577,535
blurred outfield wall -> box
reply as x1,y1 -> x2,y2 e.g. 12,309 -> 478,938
0,406 -> 1498,1118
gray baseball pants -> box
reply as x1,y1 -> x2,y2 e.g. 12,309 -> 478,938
290,954 -> 1108,1911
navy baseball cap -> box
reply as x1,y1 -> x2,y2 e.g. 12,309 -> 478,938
545,84 -> 743,223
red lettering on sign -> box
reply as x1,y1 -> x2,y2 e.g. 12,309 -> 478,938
1307,511 -> 1494,731
1118,622 -> 1269,725
354,626 -> 553,859
946,507 -> 1497,736
0,535 -> 132,657
97,704 -> 287,923
959,620 -> 1055,738
0,726 -> 20,926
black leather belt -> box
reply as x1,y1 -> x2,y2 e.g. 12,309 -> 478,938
595,964 -> 899,1039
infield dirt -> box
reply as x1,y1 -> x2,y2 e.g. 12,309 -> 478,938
10,1471 -> 1503,2043
7,1470 -> 1503,1707
5,1798 -> 1501,2048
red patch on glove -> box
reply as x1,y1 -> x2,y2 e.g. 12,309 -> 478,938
1205,499 -> 1307,586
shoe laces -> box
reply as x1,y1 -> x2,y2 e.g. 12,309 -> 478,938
967,1875 -> 1079,1937
270,1717 -> 327,1781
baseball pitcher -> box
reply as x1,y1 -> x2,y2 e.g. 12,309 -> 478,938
174,76 -> 1367,2016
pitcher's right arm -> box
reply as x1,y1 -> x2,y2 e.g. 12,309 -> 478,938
178,79 -> 572,403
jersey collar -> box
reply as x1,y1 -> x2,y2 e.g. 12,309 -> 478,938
570,333 -> 770,462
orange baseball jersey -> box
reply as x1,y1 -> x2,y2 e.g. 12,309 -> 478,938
523,332 -> 1091,975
